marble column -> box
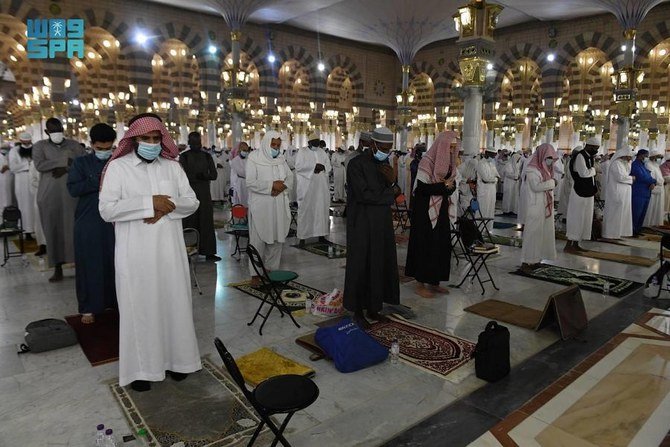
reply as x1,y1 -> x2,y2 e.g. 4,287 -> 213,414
232,114 -> 242,146
206,120 -> 216,147
639,129 -> 649,149
462,86 -> 483,156
616,117 -> 630,151
399,65 -> 410,152
179,124 -> 189,145
658,132 -> 667,151
545,127 -> 554,144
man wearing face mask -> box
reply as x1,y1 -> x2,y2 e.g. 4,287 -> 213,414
180,132 -> 219,262
230,142 -> 250,207
9,132 -> 36,240
99,113 -> 201,392
344,127 -> 400,328
245,132 -> 293,286
33,117 -> 86,281
643,148 -> 666,227
601,147 -> 634,240
565,137 -> 600,252
295,133 -> 332,246
476,147 -> 500,231
631,148 -> 657,236
66,123 -> 118,324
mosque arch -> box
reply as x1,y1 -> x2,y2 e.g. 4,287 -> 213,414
325,54 -> 364,105
326,67 -> 354,112
222,51 -> 261,112
276,45 -> 318,104
278,59 -> 312,113
409,72 -> 435,115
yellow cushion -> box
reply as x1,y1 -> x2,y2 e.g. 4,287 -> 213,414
236,347 -> 315,387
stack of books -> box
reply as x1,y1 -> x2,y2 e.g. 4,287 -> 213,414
470,241 -> 499,254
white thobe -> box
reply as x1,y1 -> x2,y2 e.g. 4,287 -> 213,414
8,148 -> 35,232
28,161 -> 45,245
285,149 -> 299,203
210,153 -> 229,201
296,148 -> 332,239
599,160 -> 611,202
502,158 -> 520,214
449,169 -> 462,225
566,153 -> 596,242
553,158 -> 565,203
0,152 -> 12,211
643,160 -> 666,227
332,151 -> 347,201
602,159 -> 633,239
230,156 -> 248,207
517,156 -> 531,224
99,154 -> 201,386
521,169 -> 556,264
458,158 -> 478,217
476,159 -> 499,231
558,158 -> 573,218
246,151 -> 294,275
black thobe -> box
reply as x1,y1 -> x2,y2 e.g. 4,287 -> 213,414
405,180 -> 454,285
344,150 -> 399,313
180,149 -> 218,255
66,154 -> 117,314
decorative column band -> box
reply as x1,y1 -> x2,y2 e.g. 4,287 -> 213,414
402,65 -> 410,74
231,30 -> 241,41
623,28 -> 636,40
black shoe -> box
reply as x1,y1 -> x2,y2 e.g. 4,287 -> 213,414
34,245 -> 46,257
205,255 -> 222,262
166,371 -> 188,382
131,380 -> 151,392
299,239 -> 306,247
318,236 -> 329,244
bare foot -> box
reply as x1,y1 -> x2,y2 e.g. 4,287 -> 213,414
428,285 -> 450,294
81,313 -> 95,324
415,284 -> 435,299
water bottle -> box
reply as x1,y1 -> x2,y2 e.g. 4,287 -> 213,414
390,339 -> 400,364
38,257 -> 45,270
94,424 -> 105,446
305,297 -> 313,314
21,254 -> 29,267
602,281 -> 610,296
327,245 -> 334,258
103,429 -> 117,447
135,428 -> 150,446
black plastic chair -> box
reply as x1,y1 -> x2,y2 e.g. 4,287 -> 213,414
247,244 -> 301,335
214,338 -> 319,447
455,215 -> 499,295
1,206 -> 24,267
449,220 -> 466,265
183,228 -> 202,295
464,198 -> 494,243
652,234 -> 670,299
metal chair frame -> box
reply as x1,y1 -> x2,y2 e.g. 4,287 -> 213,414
231,204 -> 249,260
454,215 -> 499,295
391,194 -> 410,233
183,227 -> 202,295
1,206 -> 24,267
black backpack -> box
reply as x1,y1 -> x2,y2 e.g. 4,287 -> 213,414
18,319 -> 78,354
474,321 -> 510,382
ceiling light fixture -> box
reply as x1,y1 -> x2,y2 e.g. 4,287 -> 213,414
546,53 -> 555,62
318,62 -> 325,72
267,53 -> 276,63
208,45 -> 217,54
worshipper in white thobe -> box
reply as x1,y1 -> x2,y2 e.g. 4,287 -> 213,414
553,151 -> 565,205
230,142 -> 250,207
565,137 -> 600,252
495,150 -> 508,196
28,158 -> 46,255
245,131 -> 293,285
602,147 -> 634,239
521,143 -> 558,272
332,147 -> 347,202
643,148 -> 666,227
33,118 -> 86,281
557,148 -> 579,219
502,151 -> 521,215
296,133 -> 332,244
8,132 -> 36,238
476,148 -> 499,231
99,113 -> 201,392
448,149 -> 464,225
0,146 -> 13,213
285,146 -> 300,204
517,149 -> 532,225
397,150 -> 409,196
661,157 -> 670,217
599,152 -> 612,202
458,155 -> 479,217
209,148 -> 229,203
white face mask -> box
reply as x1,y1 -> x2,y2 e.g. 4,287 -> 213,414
49,132 -> 64,144
20,143 -> 32,149
545,159 -> 554,167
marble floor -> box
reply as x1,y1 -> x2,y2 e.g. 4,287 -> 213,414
0,205 -> 668,446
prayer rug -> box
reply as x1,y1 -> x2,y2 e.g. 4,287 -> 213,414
493,221 -> 518,230
291,240 -> 346,258
224,228 -> 296,238
490,234 -> 522,247
295,332 -> 327,361
511,264 -> 642,297
566,249 -> 657,267
229,280 -> 324,313
65,309 -> 119,366
236,348 -> 315,387
367,315 -> 475,378
109,357 -> 261,447
11,238 -> 37,252
637,232 -> 663,242
397,265 -> 414,283
464,299 -> 542,330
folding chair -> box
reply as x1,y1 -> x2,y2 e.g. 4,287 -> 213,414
214,338 -> 319,447
464,198 -> 494,243
231,204 -> 249,260
455,216 -> 499,295
449,219 -> 467,265
651,234 -> 670,299
1,206 -> 24,267
183,228 -> 202,295
391,194 -> 410,232
247,244 -> 301,335
289,203 -> 298,231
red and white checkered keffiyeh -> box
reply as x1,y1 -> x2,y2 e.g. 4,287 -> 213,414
415,131 -> 459,229
101,116 -> 179,183
527,143 -> 558,218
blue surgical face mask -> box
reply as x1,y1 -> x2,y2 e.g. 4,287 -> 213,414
94,149 -> 112,160
137,142 -> 162,160
271,148 -> 280,158
240,151 -> 248,159
374,149 -> 390,162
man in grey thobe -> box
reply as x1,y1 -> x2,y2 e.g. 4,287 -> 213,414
33,118 -> 85,281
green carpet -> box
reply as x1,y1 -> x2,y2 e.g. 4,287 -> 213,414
291,240 -> 346,258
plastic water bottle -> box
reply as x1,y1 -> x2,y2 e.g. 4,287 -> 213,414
103,429 -> 117,447
327,245 -> 334,258
305,298 -> 313,314
602,281 -> 610,296
94,424 -> 105,446
38,257 -> 45,270
135,428 -> 150,446
390,339 -> 400,364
